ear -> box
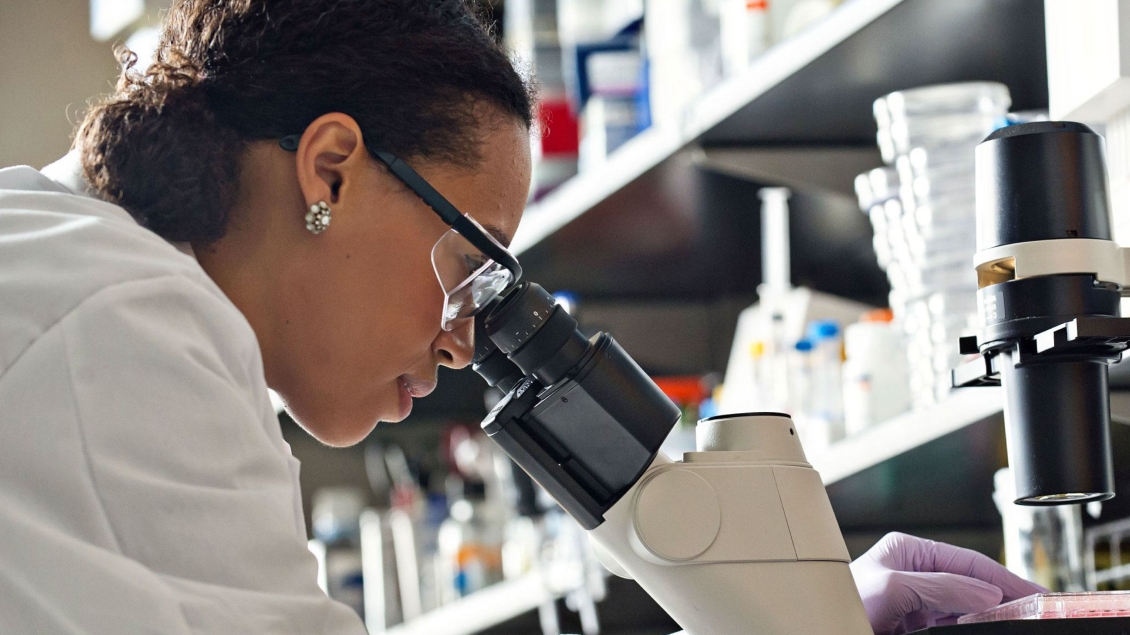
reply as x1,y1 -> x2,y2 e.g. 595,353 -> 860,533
293,113 -> 367,208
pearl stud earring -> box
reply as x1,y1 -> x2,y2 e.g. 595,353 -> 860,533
305,201 -> 331,235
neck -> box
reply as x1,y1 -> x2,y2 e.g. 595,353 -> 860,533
192,143 -> 305,386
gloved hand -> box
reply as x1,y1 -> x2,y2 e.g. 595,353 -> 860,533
851,532 -> 1046,634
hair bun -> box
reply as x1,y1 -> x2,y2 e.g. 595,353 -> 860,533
76,0 -> 532,245
78,44 -> 242,243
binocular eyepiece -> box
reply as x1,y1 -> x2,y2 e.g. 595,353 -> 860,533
473,282 -> 592,391
472,281 -> 679,528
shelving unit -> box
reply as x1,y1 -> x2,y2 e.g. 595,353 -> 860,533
810,387 -> 1004,485
511,0 -> 907,255
383,566 -> 583,635
515,0 -> 1048,307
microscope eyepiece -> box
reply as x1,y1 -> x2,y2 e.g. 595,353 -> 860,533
481,281 -> 592,386
472,281 -> 680,529
472,298 -> 525,393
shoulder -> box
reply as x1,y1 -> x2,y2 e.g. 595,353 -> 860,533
0,179 -> 250,382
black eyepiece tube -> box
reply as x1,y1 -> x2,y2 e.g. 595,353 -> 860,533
482,282 -> 591,386
473,280 -> 680,529
473,301 -> 525,393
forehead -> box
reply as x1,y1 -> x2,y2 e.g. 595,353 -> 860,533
412,117 -> 531,246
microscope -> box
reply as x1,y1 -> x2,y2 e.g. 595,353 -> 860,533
472,281 -> 872,633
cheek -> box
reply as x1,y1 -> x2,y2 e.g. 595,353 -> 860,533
337,243 -> 444,373
374,256 -> 445,347
272,233 -> 445,424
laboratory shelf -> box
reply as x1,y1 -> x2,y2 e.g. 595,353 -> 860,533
514,0 -> 1047,304
821,389 -> 1130,551
809,387 -> 1004,486
382,566 -> 583,635
512,0 -> 905,254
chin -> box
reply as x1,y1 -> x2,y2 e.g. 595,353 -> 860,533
285,396 -> 388,448
306,418 -> 379,447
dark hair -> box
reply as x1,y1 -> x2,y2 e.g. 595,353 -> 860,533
77,0 -> 533,243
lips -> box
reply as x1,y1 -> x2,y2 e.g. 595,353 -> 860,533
399,375 -> 437,399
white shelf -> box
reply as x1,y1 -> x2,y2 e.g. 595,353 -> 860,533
382,565 -> 583,635
510,0 -> 905,255
512,0 -> 1048,263
808,387 -> 1004,486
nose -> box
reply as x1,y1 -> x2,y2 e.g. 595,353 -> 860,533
433,317 -> 474,369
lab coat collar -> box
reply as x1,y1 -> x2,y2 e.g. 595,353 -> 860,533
40,149 -> 96,198
38,150 -> 197,259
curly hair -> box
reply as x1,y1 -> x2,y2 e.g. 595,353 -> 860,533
77,0 -> 533,243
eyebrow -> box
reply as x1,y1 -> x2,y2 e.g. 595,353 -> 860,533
483,223 -> 511,248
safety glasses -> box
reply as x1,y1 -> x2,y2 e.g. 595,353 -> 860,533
279,135 -> 522,331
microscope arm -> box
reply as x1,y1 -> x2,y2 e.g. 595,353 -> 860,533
486,377 -> 872,635
582,434 -> 872,635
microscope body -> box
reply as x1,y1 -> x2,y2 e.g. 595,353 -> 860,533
474,283 -> 870,634
588,415 -> 871,635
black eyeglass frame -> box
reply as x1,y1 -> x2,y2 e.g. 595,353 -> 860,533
279,134 -> 523,283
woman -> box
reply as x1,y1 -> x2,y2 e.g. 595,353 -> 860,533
0,1 -> 1040,633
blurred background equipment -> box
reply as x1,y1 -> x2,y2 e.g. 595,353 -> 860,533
866,81 -> 1012,408
994,467 -> 1087,593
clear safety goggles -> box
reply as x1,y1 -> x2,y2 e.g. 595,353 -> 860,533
430,215 -> 517,330
279,134 -> 523,331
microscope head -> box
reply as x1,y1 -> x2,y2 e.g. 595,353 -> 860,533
472,281 -> 680,528
955,121 -> 1127,505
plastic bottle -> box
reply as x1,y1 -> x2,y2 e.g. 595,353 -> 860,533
788,339 -> 824,449
437,480 -> 505,598
749,340 -> 767,406
720,0 -> 770,77
312,487 -> 367,617
765,312 -> 791,411
842,309 -> 912,436
808,319 -> 845,443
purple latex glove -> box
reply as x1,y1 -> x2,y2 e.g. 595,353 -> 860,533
850,533 -> 1046,635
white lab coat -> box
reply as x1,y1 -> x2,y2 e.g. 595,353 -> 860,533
0,153 -> 365,635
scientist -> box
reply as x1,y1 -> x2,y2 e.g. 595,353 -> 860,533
0,0 -> 1041,633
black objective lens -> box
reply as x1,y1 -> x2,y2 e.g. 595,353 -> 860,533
1001,355 -> 1114,505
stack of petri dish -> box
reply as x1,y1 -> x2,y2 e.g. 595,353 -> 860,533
859,82 -> 1012,407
